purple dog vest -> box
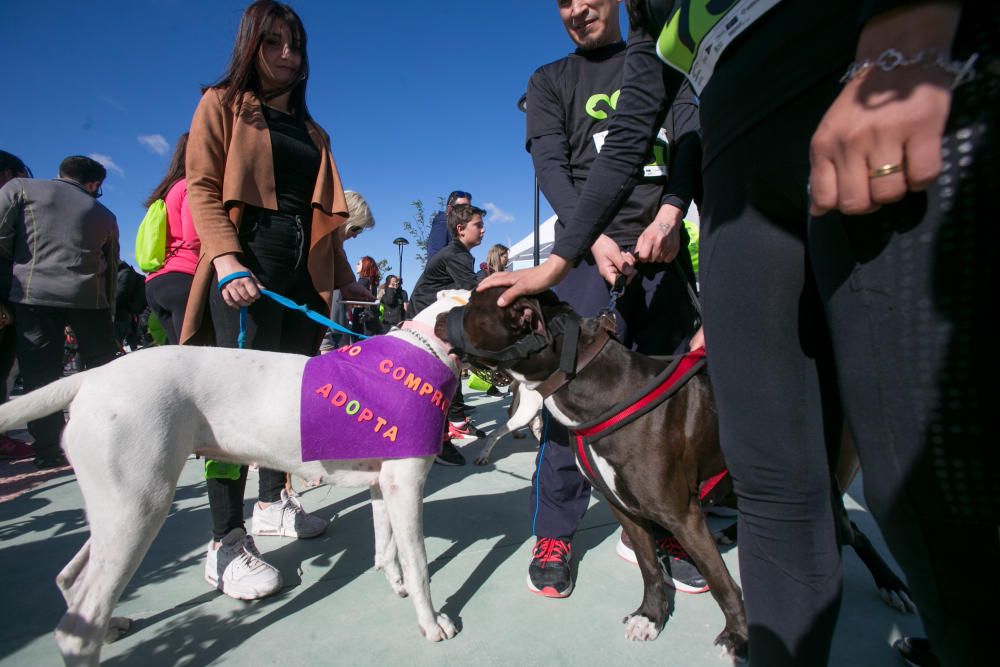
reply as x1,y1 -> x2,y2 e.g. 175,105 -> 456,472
300,336 -> 458,461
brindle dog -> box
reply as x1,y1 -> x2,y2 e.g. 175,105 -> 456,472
437,287 -> 748,659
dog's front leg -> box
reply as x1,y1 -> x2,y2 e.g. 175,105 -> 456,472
476,386 -> 541,465
379,459 -> 458,641
370,484 -> 406,597
609,506 -> 668,641
658,501 -> 748,661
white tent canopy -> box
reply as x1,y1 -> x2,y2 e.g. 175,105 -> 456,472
508,214 -> 557,270
507,203 -> 699,270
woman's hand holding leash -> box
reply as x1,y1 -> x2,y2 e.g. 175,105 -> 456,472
213,254 -> 262,308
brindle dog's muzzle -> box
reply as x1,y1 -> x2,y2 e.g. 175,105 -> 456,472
445,305 -> 550,364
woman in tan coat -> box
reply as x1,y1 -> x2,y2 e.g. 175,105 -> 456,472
182,0 -> 373,600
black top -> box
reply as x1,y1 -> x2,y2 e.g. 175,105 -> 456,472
380,286 -> 408,326
527,41 -> 700,256
409,238 -> 478,315
263,105 -> 320,217
554,0 -> 870,262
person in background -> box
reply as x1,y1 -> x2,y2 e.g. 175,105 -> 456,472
0,155 -> 119,469
181,0 -> 372,601
426,190 -> 472,260
144,133 -> 200,345
350,256 -> 381,337
410,203 -> 487,466
0,150 -> 33,460
113,261 -> 147,350
379,274 -> 407,329
320,190 -> 375,351
475,244 -> 509,283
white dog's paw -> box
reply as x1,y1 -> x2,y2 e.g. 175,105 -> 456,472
622,614 -> 660,641
377,564 -> 407,597
104,616 -> 132,643
419,612 -> 458,642
474,455 -> 491,465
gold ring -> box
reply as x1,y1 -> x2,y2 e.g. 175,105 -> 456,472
869,163 -> 903,178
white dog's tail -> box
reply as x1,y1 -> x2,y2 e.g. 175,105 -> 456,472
0,373 -> 86,432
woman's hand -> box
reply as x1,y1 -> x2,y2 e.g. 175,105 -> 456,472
213,254 -> 262,308
809,3 -> 961,216
0,302 -> 13,329
635,205 -> 683,264
478,255 -> 572,307
689,326 -> 705,351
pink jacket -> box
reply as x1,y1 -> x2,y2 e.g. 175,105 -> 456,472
147,178 -> 200,280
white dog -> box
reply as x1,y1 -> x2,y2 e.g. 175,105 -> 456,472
0,291 -> 471,666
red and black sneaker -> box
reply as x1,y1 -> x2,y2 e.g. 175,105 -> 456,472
616,531 -> 710,594
527,537 -> 573,598
658,535 -> 709,594
448,417 -> 486,439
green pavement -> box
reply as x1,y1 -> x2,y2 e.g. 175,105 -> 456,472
0,383 -> 922,666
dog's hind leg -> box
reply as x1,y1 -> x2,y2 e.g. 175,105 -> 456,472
656,501 -> 748,661
370,484 -> 406,597
379,458 -> 458,642
608,506 -> 667,641
55,418 -> 188,665
57,539 -> 91,607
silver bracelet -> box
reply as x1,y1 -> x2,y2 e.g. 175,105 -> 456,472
841,47 -> 978,89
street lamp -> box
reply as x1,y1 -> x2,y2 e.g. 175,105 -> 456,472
393,237 -> 409,282
517,92 -> 541,266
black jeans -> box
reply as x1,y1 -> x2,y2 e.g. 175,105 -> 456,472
699,54 -> 998,666
206,209 -> 326,540
12,305 -> 119,457
145,272 -> 194,346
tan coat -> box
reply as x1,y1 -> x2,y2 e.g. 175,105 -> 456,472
180,87 -> 355,346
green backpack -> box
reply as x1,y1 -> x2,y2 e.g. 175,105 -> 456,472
135,199 -> 167,272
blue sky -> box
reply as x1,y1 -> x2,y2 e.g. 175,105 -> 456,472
1,1 -> 629,289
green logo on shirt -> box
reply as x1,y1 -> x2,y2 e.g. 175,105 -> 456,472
657,0 -> 739,74
585,90 -> 621,120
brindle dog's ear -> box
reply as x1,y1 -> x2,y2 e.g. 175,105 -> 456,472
507,297 -> 546,337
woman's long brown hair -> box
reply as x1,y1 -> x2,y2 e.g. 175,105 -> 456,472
209,0 -> 311,120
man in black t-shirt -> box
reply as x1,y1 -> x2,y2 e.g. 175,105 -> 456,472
523,0 -> 703,600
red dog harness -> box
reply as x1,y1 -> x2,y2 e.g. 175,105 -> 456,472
568,348 -> 728,504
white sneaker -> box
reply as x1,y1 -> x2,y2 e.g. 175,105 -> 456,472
204,528 -> 282,600
251,489 -> 328,539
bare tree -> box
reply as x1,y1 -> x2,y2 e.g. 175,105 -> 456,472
402,199 -> 431,268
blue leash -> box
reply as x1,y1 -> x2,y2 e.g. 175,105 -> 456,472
218,271 -> 368,348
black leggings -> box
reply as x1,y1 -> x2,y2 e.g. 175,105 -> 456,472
145,272 -> 193,345
206,209 -> 326,540
699,53 -> 998,667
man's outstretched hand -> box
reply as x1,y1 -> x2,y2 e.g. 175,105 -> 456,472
478,255 -> 572,306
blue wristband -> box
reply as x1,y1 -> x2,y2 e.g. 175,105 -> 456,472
218,270 -> 252,291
